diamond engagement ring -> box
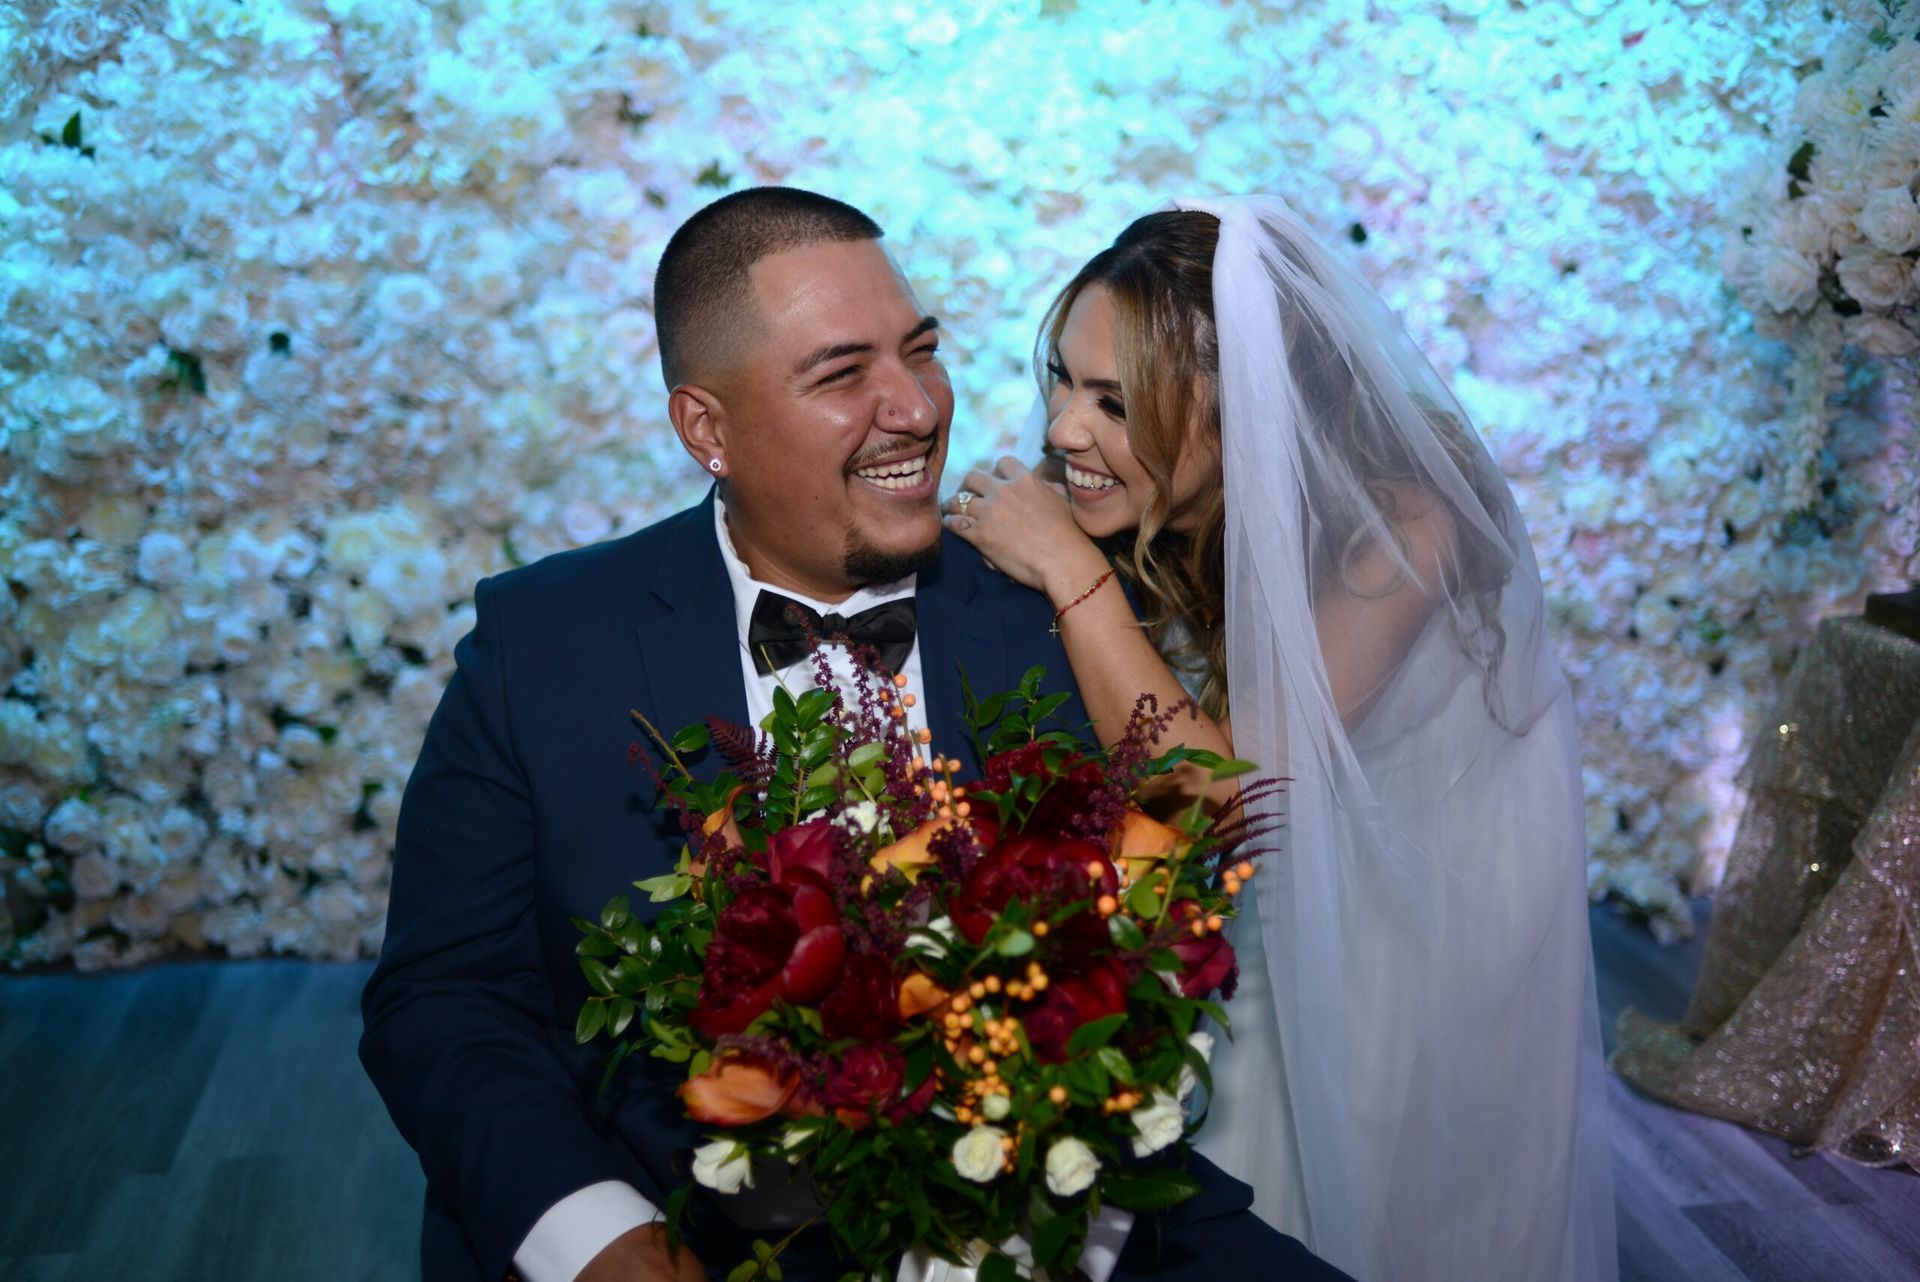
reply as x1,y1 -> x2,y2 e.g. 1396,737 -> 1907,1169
955,490 -> 974,510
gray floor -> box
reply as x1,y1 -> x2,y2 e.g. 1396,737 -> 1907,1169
0,903 -> 1915,1281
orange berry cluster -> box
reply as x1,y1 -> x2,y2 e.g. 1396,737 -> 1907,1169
887,672 -> 933,744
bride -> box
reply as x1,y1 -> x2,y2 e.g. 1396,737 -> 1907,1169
942,197 -> 1616,1282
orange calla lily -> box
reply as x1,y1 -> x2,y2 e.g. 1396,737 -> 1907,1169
871,816 -> 959,882
680,1056 -> 799,1126
898,971 -> 951,1020
702,784 -> 748,850
1111,809 -> 1189,885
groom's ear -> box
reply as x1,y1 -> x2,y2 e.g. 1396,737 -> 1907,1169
668,383 -> 728,473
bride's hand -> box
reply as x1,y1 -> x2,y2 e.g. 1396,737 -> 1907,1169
942,456 -> 1107,599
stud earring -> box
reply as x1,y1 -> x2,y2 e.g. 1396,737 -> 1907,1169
708,458 -> 723,473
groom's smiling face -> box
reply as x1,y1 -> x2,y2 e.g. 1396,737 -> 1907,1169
712,238 -> 953,599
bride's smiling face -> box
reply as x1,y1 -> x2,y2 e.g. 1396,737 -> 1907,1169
1044,284 -> 1212,540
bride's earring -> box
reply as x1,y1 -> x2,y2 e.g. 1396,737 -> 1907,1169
708,458 -> 723,474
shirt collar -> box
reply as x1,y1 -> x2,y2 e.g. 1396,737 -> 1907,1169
713,498 -> 917,648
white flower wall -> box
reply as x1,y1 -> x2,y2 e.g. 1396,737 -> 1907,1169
0,0 -> 1912,967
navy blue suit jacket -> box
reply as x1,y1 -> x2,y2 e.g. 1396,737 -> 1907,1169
360,492 -> 1348,1282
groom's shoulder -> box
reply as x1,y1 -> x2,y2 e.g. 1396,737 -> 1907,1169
928,530 -> 1053,623
480,501 -> 706,617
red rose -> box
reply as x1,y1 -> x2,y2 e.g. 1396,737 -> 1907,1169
887,1070 -> 937,1124
980,744 -> 1108,840
690,881 -> 846,1038
820,1042 -> 906,1127
763,818 -> 839,886
950,834 -> 1117,945
819,951 -> 902,1042
1022,955 -> 1130,1062
1170,929 -> 1236,1000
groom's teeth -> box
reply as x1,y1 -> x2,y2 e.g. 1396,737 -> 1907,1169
1067,465 -> 1117,491
855,455 -> 928,490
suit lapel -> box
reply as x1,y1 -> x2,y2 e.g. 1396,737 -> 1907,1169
915,532 -> 1004,778
636,489 -> 751,760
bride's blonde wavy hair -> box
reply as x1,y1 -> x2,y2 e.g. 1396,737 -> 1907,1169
1039,210 -> 1511,721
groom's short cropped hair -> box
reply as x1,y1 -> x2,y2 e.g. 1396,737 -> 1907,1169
654,187 -> 884,389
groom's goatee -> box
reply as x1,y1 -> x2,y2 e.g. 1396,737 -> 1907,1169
844,536 -> 942,586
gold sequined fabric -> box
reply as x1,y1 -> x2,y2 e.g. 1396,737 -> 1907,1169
1612,616 -> 1920,1171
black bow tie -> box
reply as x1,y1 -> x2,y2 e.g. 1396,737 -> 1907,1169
747,591 -> 917,677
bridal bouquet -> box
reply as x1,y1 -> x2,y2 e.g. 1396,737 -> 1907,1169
575,660 -> 1276,1281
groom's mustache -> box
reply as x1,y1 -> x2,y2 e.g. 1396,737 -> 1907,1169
844,442 -> 936,475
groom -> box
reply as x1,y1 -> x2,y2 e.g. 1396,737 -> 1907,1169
361,187 -> 1349,1282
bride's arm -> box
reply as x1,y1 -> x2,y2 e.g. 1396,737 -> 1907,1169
1312,481 -> 1460,731
945,460 -> 1236,763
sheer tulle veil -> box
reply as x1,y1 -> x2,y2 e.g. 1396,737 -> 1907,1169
1064,196 -> 1618,1281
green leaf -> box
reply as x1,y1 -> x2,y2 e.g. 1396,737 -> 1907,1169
773,685 -> 797,722
1786,140 -> 1815,183
61,111 -> 81,148
972,690 -> 1012,729
979,1253 -> 1019,1282
1101,1166 -> 1203,1212
600,896 -> 632,930
1124,874 -> 1164,920
1095,1046 -> 1133,1082
994,927 -> 1035,958
574,1000 -> 607,1043
847,742 -> 886,770
904,1177 -> 932,1241
1208,757 -> 1259,781
1028,691 -> 1072,724
804,763 -> 839,790
1066,1012 -> 1127,1055
796,687 -> 837,722
1019,665 -> 1046,697
671,723 -> 711,754
796,783 -> 839,814
1032,1207 -> 1080,1267
726,1261 -> 757,1282
580,958 -> 615,996
1107,913 -> 1146,951
576,932 -> 617,957
609,996 -> 636,1037
634,872 -> 691,903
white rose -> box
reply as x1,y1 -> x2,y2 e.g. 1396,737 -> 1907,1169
80,493 -> 147,544
980,1092 -> 1012,1122
1844,314 -> 1920,358
1630,593 -> 1679,646
102,588 -> 175,658
1129,1092 -> 1186,1158
1178,1030 -> 1215,1101
952,1126 -> 1008,1183
1858,187 -> 1920,255
837,799 -> 881,837
375,273 -> 444,329
154,806 -> 208,862
1756,246 -> 1820,314
690,1140 -> 754,1194
44,796 -> 101,851
367,543 -> 450,617
1,780 -> 47,829
70,852 -> 121,902
1044,1138 -> 1101,1197
44,6 -> 112,62
136,530 -> 193,585
1836,251 -> 1916,311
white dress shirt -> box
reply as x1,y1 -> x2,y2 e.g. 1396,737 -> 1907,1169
514,501 -> 1129,1280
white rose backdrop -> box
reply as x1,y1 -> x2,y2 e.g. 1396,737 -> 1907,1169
0,0 -> 1913,967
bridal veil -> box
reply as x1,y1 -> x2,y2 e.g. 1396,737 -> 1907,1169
1176,195 -> 1617,1282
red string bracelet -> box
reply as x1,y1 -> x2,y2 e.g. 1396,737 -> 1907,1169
1050,568 -> 1115,635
